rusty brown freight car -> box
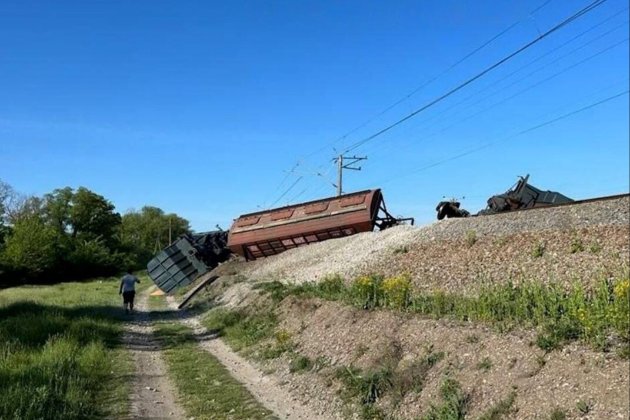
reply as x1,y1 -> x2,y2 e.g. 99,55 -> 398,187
227,189 -> 412,260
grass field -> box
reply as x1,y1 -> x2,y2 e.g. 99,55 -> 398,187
148,294 -> 276,419
0,276 -> 147,419
153,322 -> 276,420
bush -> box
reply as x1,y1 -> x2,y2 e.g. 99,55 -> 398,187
351,275 -> 384,309
289,355 -> 313,373
381,274 -> 411,309
423,377 -> 469,420
570,237 -> 584,253
465,230 -> 477,247
532,242 -> 545,258
1,215 -> 60,278
318,274 -> 346,298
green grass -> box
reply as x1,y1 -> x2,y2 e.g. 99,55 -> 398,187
532,242 -> 545,258
465,230 -> 478,247
153,322 -> 276,420
202,307 -> 278,352
476,357 -> 493,372
256,273 -> 630,353
332,346 -> 444,419
0,275 -> 145,419
478,390 -> 517,420
576,400 -> 592,415
549,408 -> 567,420
422,377 -> 469,420
335,365 -> 390,419
289,355 -> 313,373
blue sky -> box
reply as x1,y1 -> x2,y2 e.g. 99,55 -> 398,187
1,0 -> 628,231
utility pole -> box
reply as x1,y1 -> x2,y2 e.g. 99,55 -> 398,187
168,217 -> 172,245
334,155 -> 367,196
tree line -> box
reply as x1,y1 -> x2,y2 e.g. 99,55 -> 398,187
0,179 -> 191,286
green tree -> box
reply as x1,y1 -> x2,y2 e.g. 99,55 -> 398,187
120,206 -> 190,253
43,187 -> 73,235
69,187 -> 121,241
0,180 -> 13,244
1,214 -> 60,277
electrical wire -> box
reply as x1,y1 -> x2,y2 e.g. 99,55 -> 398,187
342,0 -> 609,154
382,89 -> 629,183
374,9 -> 629,147
265,0 -> 560,207
417,37 -> 628,143
302,0 -> 556,160
357,17 -> 628,159
361,34 -> 629,160
268,176 -> 303,208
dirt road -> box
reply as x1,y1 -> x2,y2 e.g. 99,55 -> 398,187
122,293 -> 185,419
165,296 -> 328,420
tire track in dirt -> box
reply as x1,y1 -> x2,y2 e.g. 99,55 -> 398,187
122,292 -> 185,419
165,296 -> 328,420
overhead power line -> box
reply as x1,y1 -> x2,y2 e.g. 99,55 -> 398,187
268,176 -> 303,208
303,0 -> 555,160
400,36 -> 629,153
384,9 -> 629,142
358,18 -> 628,159
343,0 -> 609,153
383,89 -> 629,182
265,0 -> 558,207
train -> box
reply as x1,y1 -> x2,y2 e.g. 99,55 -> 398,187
147,175 -> 572,294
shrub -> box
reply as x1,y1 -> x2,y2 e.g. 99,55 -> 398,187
465,230 -> 477,247
423,377 -> 469,420
611,278 -> 630,340
532,241 -> 545,258
319,274 -> 346,298
381,274 -> 411,309
336,365 -> 393,405
570,237 -> 584,253
476,357 -> 492,371
393,245 -> 409,254
351,275 -> 384,309
289,355 -> 313,373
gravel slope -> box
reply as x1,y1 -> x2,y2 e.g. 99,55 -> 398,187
240,196 -> 629,294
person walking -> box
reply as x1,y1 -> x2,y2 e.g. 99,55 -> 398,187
119,270 -> 140,314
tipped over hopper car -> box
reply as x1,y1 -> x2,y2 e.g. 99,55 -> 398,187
147,188 -> 413,293
228,189 -> 413,260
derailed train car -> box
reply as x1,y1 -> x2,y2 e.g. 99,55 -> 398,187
228,189 -> 412,260
147,189 -> 413,293
435,175 -> 574,220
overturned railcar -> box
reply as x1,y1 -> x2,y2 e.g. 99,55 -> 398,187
228,189 -> 413,260
146,231 -> 229,293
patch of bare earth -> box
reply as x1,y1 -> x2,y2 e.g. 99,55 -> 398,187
122,292 -> 185,419
269,296 -> 629,419
165,296 -> 332,420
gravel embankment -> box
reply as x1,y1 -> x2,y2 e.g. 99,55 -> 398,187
241,196 -> 629,294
